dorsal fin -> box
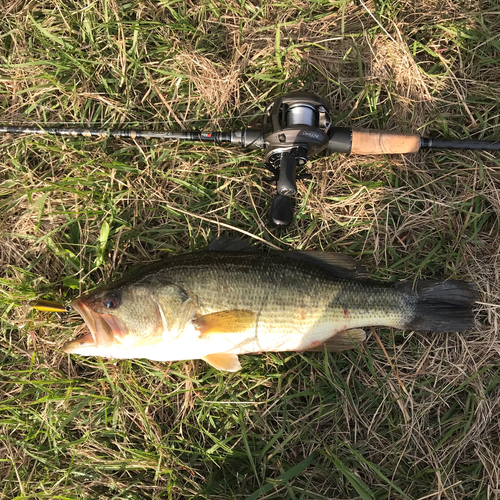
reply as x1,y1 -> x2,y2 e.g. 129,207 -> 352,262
207,237 -> 367,278
206,235 -> 257,253
287,251 -> 368,279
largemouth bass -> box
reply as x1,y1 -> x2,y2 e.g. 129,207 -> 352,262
63,237 -> 477,371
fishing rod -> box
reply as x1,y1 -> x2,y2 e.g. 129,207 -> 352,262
2,91 -> 500,227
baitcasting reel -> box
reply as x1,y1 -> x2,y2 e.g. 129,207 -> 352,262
260,92 -> 335,227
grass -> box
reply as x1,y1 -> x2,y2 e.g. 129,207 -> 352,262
1,0 -> 500,498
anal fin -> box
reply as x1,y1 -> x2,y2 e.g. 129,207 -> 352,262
304,328 -> 366,352
202,353 -> 242,372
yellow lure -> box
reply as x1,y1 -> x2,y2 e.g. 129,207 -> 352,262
30,299 -> 68,313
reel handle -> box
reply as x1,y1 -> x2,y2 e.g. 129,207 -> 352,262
269,152 -> 299,227
276,152 -> 297,196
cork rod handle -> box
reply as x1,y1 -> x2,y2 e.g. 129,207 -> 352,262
351,129 -> 421,155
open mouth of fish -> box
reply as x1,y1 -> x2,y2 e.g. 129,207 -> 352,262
62,298 -> 125,353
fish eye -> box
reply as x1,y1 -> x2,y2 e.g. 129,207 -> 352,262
103,295 -> 120,309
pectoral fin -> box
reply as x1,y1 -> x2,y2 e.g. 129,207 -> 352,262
202,353 -> 242,372
193,310 -> 257,337
304,329 -> 366,352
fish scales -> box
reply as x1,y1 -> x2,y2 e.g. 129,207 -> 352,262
63,239 -> 477,371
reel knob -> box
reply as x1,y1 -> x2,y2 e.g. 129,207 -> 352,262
269,194 -> 293,227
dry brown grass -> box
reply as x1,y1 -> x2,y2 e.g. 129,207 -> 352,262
1,0 -> 500,498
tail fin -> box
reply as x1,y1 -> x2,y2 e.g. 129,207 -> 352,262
398,280 -> 478,332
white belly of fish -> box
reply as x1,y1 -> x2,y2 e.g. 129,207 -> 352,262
125,314 -> 356,361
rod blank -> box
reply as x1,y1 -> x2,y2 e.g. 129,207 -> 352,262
420,137 -> 500,151
0,126 -> 232,143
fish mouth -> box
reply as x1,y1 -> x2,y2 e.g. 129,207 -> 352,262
62,298 -> 126,353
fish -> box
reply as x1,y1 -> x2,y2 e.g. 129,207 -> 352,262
62,237 -> 477,372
